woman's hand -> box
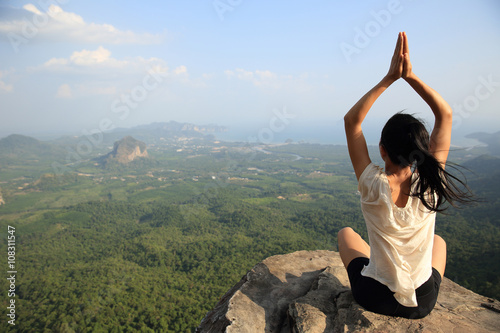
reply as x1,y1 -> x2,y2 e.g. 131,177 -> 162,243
401,32 -> 414,81
385,32 -> 404,82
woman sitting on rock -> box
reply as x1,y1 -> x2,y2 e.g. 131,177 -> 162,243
338,32 -> 473,319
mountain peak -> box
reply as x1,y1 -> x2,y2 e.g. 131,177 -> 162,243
101,136 -> 148,165
0,134 -> 40,148
0,134 -> 66,162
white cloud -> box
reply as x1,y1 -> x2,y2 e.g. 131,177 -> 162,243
225,68 -> 292,90
76,83 -> 117,96
223,68 -> 333,99
0,71 -> 13,93
56,82 -> 118,99
255,70 -> 277,81
173,65 -> 188,75
70,47 -> 111,65
36,46 -> 162,75
42,46 -> 119,68
0,4 -> 164,45
0,81 -> 13,93
44,58 -> 68,67
28,46 -> 202,97
68,46 -> 127,67
56,83 -> 72,98
225,68 -> 254,81
23,4 -> 43,16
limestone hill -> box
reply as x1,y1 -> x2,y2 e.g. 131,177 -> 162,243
99,136 -> 148,165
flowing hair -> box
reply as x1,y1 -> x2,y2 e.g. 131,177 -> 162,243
380,112 -> 474,212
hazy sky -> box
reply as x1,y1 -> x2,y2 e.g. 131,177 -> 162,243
1,0 -> 499,144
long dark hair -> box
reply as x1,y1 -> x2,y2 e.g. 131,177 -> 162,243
380,112 -> 474,212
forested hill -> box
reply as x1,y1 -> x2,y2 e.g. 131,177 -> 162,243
0,134 -> 66,165
0,137 -> 498,332
466,131 -> 500,156
463,154 -> 500,177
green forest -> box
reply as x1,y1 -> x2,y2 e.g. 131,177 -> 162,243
0,134 -> 499,332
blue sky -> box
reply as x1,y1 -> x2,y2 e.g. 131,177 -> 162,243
0,0 -> 499,144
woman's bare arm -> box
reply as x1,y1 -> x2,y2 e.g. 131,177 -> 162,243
401,32 -> 453,167
344,32 -> 404,180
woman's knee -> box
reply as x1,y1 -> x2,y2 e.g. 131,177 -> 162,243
433,234 -> 447,255
337,227 -> 370,266
434,234 -> 446,246
338,227 -> 355,240
338,227 -> 365,248
432,234 -> 447,278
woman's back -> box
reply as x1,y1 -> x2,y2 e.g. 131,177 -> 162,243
357,163 -> 435,307
388,175 -> 411,208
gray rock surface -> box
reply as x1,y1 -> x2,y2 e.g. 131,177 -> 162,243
102,136 -> 148,165
196,250 -> 500,332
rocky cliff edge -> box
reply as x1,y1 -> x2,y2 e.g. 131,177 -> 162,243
196,250 -> 500,333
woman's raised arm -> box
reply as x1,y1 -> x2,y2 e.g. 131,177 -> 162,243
401,32 -> 453,167
344,32 -> 404,180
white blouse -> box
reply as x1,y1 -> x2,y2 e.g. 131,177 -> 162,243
358,163 -> 435,307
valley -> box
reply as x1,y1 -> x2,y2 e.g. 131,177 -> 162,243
0,123 -> 498,332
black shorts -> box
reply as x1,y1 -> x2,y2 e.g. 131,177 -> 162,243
346,257 -> 442,319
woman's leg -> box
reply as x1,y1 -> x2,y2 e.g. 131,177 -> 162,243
432,234 -> 447,279
338,227 -> 371,269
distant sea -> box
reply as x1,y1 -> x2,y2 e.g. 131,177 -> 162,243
214,120 -> 344,145
2,118 -> 487,149
215,121 -> 484,148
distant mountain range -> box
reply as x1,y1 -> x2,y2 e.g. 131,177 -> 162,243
107,121 -> 228,145
0,121 -> 226,169
44,121 -> 228,147
1,124 -> 499,176
119,121 -> 228,135
0,121 -> 226,150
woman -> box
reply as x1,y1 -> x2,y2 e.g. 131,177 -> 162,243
338,32 -> 472,319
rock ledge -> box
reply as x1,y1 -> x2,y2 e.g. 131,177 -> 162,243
197,250 -> 500,332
